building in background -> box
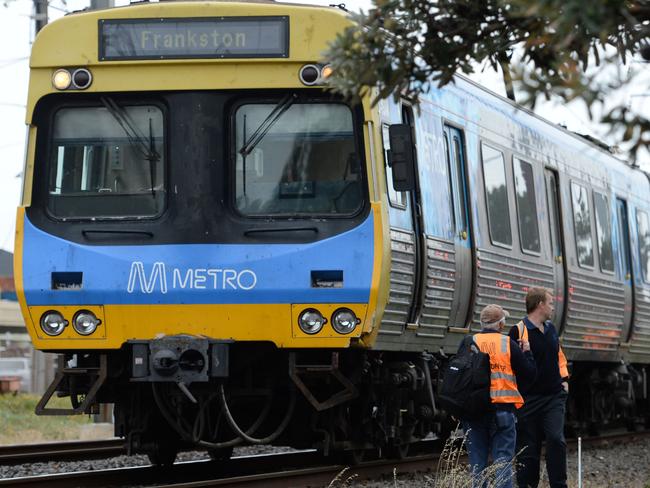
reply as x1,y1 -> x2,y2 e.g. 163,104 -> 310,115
0,249 -> 54,393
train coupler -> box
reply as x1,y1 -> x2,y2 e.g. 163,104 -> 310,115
129,336 -> 231,383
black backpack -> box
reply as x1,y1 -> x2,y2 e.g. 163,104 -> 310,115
439,335 -> 491,420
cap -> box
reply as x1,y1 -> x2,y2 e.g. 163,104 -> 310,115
480,304 -> 510,326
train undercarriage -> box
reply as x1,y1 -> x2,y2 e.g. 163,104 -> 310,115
37,336 -> 449,465
568,361 -> 650,435
36,336 -> 650,465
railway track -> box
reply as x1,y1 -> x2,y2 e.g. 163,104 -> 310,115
0,442 -> 442,487
0,450 -> 342,487
0,439 -> 126,465
2,430 -> 649,487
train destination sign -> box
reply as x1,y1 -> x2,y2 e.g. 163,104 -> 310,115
99,17 -> 289,60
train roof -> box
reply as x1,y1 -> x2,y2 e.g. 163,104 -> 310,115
454,71 -> 631,166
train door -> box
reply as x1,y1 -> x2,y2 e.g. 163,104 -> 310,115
443,125 -> 473,327
544,168 -> 567,328
378,106 -> 423,334
616,198 -> 635,341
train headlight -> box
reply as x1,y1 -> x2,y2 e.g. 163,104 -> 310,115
72,68 -> 92,90
298,308 -> 326,334
40,311 -> 68,336
73,310 -> 101,336
52,69 -> 72,90
299,64 -> 320,86
331,308 -> 359,334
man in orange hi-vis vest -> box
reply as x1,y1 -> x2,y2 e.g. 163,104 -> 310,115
462,304 -> 536,488
508,287 -> 569,488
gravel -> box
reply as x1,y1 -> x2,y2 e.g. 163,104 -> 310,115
2,437 -> 649,487
0,445 -> 294,480
351,437 -> 650,488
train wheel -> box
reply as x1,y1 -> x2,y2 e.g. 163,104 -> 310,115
208,446 -> 234,461
344,448 -> 366,465
386,443 -> 409,460
147,443 -> 178,467
586,422 -> 600,437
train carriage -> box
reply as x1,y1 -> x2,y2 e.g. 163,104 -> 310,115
15,0 -> 650,463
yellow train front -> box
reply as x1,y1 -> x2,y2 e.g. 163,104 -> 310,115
15,1 -> 439,463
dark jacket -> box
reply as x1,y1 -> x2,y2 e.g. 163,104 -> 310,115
508,317 -> 566,396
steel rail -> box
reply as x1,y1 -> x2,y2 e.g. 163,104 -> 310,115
0,451 -> 322,487
0,439 -> 125,465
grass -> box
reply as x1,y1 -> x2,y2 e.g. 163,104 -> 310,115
0,394 -> 100,445
428,426 -> 515,488
327,425 -> 516,488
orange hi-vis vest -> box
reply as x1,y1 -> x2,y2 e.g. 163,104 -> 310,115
473,333 -> 524,409
516,321 -> 569,379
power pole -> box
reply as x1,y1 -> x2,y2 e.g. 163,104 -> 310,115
33,0 -> 48,33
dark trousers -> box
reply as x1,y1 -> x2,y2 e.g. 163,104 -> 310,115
516,391 -> 568,488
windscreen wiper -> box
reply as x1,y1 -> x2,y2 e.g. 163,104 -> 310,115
238,93 -> 297,157
100,96 -> 160,196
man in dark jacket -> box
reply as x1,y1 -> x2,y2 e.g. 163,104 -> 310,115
462,304 -> 536,488
509,287 -> 569,488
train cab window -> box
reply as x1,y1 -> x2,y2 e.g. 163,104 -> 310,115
571,182 -> 594,268
481,143 -> 512,247
233,102 -> 362,216
513,158 -> 540,253
382,124 -> 407,208
636,209 -> 650,282
47,104 -> 165,219
593,192 -> 615,273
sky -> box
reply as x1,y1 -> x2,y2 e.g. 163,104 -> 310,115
0,0 -> 648,253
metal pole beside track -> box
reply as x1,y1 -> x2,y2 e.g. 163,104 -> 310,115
578,436 -> 582,488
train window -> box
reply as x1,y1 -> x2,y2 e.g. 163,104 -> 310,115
481,143 -> 512,247
545,170 -> 563,259
571,182 -> 594,268
593,192 -> 615,273
636,209 -> 650,282
48,104 -> 165,219
513,158 -> 540,253
452,135 -> 468,234
233,103 -> 362,216
443,134 -> 456,229
382,124 -> 407,208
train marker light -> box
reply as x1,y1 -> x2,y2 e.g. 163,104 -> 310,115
320,64 -> 333,80
40,311 -> 68,336
72,68 -> 92,90
331,308 -> 359,334
72,310 -> 101,336
52,69 -> 72,90
298,308 -> 326,334
299,64 -> 320,86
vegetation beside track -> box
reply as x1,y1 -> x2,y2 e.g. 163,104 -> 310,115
0,394 -> 101,444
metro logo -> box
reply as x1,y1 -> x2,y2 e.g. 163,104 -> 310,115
127,262 -> 257,294
127,262 -> 167,294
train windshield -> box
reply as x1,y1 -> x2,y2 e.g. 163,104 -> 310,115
47,103 -> 165,219
234,102 -> 363,216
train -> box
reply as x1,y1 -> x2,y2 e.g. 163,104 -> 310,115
15,0 -> 650,465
